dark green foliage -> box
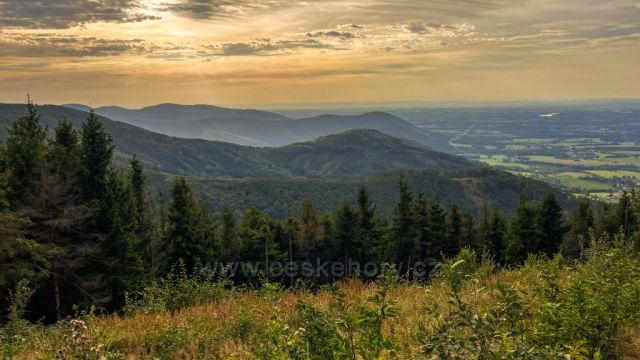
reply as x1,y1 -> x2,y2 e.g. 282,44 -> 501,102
333,204 -> 360,265
505,197 -> 542,265
390,177 -> 416,265
219,205 -> 239,262
4,98 -> 47,203
538,193 -> 565,256
356,186 -> 378,263
428,197 -> 449,260
79,110 -> 114,200
563,199 -> 595,259
164,178 -> 215,272
446,205 -> 462,258
459,211 -> 477,250
101,170 -> 143,310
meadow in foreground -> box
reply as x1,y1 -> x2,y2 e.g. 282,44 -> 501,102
3,234 -> 640,360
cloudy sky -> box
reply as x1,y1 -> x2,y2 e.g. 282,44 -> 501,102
0,0 -> 639,107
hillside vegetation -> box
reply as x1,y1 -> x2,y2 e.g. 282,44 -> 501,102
3,240 -> 640,359
0,104 -> 467,178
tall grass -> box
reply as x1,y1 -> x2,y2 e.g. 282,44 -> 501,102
3,235 -> 640,359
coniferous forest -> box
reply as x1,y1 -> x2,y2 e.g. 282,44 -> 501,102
2,101 -> 640,359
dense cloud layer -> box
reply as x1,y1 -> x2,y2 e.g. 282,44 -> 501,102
0,0 -> 159,28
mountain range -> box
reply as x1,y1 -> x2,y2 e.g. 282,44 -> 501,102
0,103 -> 571,216
63,103 -> 455,151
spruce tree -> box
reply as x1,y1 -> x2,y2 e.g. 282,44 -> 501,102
446,205 -> 462,257
428,197 -> 449,259
505,196 -> 541,264
538,193 -> 565,256
391,177 -> 416,266
413,193 -> 431,262
488,211 -> 507,264
334,203 -> 360,265
297,199 -> 322,261
79,110 -> 114,201
5,98 -> 47,203
357,185 -> 377,263
101,171 -> 143,310
165,178 -> 214,271
459,211 -> 477,250
220,205 -> 239,262
563,199 -> 595,259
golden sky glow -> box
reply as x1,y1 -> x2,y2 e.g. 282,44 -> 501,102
1,0 -> 639,107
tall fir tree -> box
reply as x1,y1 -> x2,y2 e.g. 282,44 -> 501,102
537,193 -> 565,256
505,196 -> 541,265
79,110 -> 114,201
220,205 -> 239,262
5,97 -> 47,204
390,177 -> 416,266
413,193 -> 431,262
446,205 -> 462,258
563,199 -> 595,259
100,171 -> 143,310
356,185 -> 377,263
428,197 -> 449,259
164,178 -> 215,271
297,199 -> 322,261
334,203 -> 360,265
459,211 -> 477,250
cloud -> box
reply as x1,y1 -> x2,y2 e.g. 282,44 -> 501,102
211,39 -> 337,56
0,33 -> 152,57
403,21 -> 475,36
306,30 -> 360,40
0,0 -> 159,29
163,0 -> 289,19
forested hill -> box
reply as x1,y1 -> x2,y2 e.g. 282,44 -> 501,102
64,103 -> 454,151
171,168 -> 572,218
0,104 -> 474,178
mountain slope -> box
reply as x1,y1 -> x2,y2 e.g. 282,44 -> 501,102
73,104 -> 454,151
0,104 -> 473,178
163,168 -> 573,218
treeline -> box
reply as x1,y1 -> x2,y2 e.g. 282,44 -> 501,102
1,100 -> 639,323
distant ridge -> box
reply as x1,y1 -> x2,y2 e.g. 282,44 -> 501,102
1,104 -> 471,178
61,103 -> 454,151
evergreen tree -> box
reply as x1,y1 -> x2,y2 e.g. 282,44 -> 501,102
537,193 -> 565,256
238,207 -> 276,275
101,171 -> 143,310
390,177 -> 416,266
459,211 -> 477,250
164,178 -> 214,271
616,191 -> 636,240
5,98 -> 47,203
413,193 -> 431,262
356,185 -> 377,262
505,197 -> 541,265
428,197 -> 449,259
446,205 -> 462,257
20,168 -> 98,321
79,110 -> 114,201
563,199 -> 595,259
488,211 -> 507,264
220,205 -> 239,262
334,203 -> 360,265
128,155 -> 150,238
48,119 -> 80,180
297,199 -> 322,261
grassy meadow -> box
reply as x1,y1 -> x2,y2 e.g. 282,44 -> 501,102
3,238 -> 640,360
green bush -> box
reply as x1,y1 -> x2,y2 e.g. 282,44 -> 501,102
124,260 -> 231,315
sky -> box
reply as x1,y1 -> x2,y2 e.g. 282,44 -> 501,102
0,0 -> 639,108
